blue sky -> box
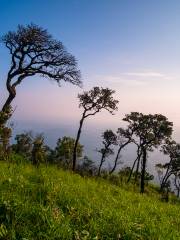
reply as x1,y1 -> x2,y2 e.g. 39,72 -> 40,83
1,0 -> 180,140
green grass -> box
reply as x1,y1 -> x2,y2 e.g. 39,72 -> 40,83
0,162 -> 180,239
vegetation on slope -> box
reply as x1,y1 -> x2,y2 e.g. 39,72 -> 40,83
0,161 -> 180,239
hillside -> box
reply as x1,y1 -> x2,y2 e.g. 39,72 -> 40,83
0,162 -> 180,239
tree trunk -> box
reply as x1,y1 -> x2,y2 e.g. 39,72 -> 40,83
72,117 -> 84,171
2,85 -> 16,113
160,166 -> 171,191
110,141 -> 130,174
98,152 -> 105,176
140,147 -> 147,193
110,146 -> 122,174
127,158 -> 138,183
127,146 -> 141,183
134,153 -> 141,183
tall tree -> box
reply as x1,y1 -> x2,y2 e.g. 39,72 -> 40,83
1,23 -> 81,113
97,130 -> 117,176
123,112 -> 173,193
72,87 -> 119,171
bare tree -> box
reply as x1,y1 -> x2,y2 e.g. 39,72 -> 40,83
1,23 -> 81,112
72,87 -> 119,171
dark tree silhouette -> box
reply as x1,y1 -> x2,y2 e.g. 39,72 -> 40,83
72,87 -> 119,171
1,23 -> 81,112
110,127 -> 133,174
174,173 -> 180,197
97,130 -> 117,176
123,112 -> 173,193
156,139 -> 180,191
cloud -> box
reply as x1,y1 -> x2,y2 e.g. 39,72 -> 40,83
94,70 -> 176,87
94,75 -> 146,86
124,71 -> 166,78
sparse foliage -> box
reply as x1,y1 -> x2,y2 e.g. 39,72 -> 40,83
97,130 -> 117,176
110,127 -> 133,174
156,139 -> 180,191
72,87 -> 119,171
1,23 -> 81,113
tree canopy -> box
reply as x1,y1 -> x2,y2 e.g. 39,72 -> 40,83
1,23 -> 81,112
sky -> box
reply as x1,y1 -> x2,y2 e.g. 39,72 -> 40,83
0,0 -> 180,166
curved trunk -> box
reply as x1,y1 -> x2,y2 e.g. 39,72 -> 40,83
160,164 -> 171,191
110,141 -> 130,174
140,147 -> 147,193
98,152 -> 106,176
2,83 -> 16,113
127,146 -> 141,183
134,151 -> 142,182
110,146 -> 122,174
72,117 -> 84,171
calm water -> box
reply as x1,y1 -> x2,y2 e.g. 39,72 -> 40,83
12,119 -> 179,183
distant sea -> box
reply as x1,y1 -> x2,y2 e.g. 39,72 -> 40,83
11,120 -> 179,184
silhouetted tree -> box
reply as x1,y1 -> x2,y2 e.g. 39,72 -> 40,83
110,127 -> 133,174
97,130 -> 117,176
174,173 -> 180,197
123,112 -> 173,193
157,139 -> 180,191
1,23 -> 81,113
72,87 -> 119,171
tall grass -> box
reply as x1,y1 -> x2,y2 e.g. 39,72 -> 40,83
0,162 -> 180,239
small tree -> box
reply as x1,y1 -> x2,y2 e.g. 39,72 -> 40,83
77,156 -> 96,176
97,130 -> 117,176
72,87 -> 119,171
157,139 -> 180,191
12,131 -> 33,159
31,134 -> 45,166
1,23 -> 81,113
110,127 -> 133,174
54,136 -> 83,168
123,112 -> 173,193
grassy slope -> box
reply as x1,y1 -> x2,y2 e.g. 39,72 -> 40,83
0,162 -> 180,239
